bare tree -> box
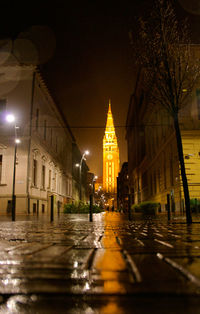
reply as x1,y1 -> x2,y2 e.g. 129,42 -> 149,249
131,0 -> 200,223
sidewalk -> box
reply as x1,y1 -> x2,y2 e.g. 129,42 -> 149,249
0,212 -> 200,313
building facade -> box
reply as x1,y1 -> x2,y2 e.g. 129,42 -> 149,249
117,162 -> 129,212
126,69 -> 200,213
0,48 -> 83,214
103,101 -> 120,206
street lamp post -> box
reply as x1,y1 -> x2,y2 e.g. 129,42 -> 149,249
92,175 -> 98,199
76,150 -> 89,201
6,114 -> 20,221
88,175 -> 97,222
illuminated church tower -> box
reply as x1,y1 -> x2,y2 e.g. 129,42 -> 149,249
103,100 -> 120,196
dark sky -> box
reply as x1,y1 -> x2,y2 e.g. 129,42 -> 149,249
0,0 -> 200,176
39,1 -> 146,177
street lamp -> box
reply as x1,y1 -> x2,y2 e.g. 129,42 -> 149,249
6,114 -> 20,221
91,175 -> 98,206
76,150 -> 89,201
93,175 -> 98,194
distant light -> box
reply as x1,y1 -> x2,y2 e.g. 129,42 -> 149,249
74,261 -> 78,268
94,175 -> 98,180
84,282 -> 90,291
15,139 -> 20,144
6,114 -> 15,123
182,89 -> 187,92
75,163 -> 80,167
85,150 -> 89,155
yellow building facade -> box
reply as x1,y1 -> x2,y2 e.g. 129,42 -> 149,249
126,70 -> 200,213
103,101 -> 120,205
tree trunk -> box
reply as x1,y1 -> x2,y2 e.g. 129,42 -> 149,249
173,112 -> 192,223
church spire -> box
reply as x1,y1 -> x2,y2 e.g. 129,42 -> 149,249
108,99 -> 111,113
103,100 -> 120,196
106,99 -> 115,131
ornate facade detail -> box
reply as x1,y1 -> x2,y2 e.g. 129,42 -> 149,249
32,148 -> 40,159
0,144 -> 7,150
42,155 -> 47,162
49,161 -> 55,167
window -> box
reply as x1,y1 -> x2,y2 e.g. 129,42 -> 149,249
69,180 -> 72,197
59,176 -> 62,194
48,169 -> 51,189
49,128 -> 52,145
0,99 -> 6,123
142,171 -> 148,188
151,130 -> 154,156
0,155 -> 2,182
36,109 -> 39,130
148,132 -> 152,156
33,203 -> 36,213
33,159 -> 37,186
54,173 -> 57,191
66,179 -> 69,196
150,174 -> 153,196
44,120 -> 47,140
158,168 -> 161,192
41,165 -> 45,189
196,89 -> 200,120
163,157 -> 167,189
154,171 -> 157,194
56,137 -> 58,152
170,158 -> 174,186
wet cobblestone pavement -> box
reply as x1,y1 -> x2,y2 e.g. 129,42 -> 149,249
0,212 -> 200,313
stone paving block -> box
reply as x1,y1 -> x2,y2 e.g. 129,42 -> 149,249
0,213 -> 200,311
6,243 -> 51,256
27,245 -> 72,262
55,248 -> 93,268
169,257 -> 200,279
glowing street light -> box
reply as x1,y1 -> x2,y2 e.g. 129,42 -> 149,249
6,114 -> 20,221
91,175 -> 98,195
15,138 -> 21,144
6,114 -> 15,123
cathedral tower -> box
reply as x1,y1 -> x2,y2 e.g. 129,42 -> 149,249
103,100 -> 120,196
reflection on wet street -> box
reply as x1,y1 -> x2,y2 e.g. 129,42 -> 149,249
0,212 -> 200,312
94,213 -> 128,294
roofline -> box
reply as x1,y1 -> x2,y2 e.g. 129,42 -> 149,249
36,67 -> 76,142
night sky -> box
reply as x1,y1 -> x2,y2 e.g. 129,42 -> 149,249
0,0 -> 200,176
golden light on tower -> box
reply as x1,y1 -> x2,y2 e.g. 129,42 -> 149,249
103,100 -> 120,197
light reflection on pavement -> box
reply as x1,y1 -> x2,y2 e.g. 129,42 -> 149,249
94,212 -> 128,294
0,212 -> 199,312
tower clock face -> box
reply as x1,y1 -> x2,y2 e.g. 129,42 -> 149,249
107,154 -> 113,160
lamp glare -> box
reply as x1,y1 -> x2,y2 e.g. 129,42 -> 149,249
6,114 -> 15,123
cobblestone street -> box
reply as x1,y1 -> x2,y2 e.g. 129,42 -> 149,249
0,212 -> 200,313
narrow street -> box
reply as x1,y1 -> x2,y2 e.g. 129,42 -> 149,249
0,212 -> 199,313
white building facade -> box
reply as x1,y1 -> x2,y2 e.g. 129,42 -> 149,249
0,51 -> 74,214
